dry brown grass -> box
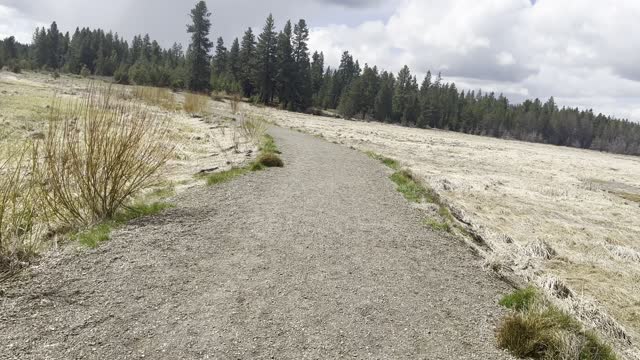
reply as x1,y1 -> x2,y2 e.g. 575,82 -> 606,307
37,85 -> 174,227
230,93 -> 241,114
131,86 -> 177,111
0,142 -> 41,267
239,115 -> 267,145
183,92 -> 209,116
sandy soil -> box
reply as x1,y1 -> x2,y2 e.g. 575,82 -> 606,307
245,105 -> 640,356
0,127 -> 514,359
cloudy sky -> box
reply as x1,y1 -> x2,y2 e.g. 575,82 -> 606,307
1,0 -> 639,121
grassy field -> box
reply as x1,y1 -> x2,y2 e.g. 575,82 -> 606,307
246,103 -> 640,356
0,71 -> 260,266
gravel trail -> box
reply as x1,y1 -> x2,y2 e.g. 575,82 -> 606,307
1,126 -> 512,359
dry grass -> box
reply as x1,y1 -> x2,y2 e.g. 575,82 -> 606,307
183,92 -> 209,116
0,142 -> 41,267
239,115 -> 268,146
37,85 -> 174,227
230,93 -> 241,114
131,86 -> 177,111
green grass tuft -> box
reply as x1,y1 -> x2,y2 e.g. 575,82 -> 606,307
260,134 -> 281,154
424,218 -> 452,233
500,286 -> 538,312
390,170 -> 430,203
75,202 -> 173,248
206,133 -> 283,186
366,151 -> 400,170
206,167 -> 250,186
497,287 -> 617,360
77,223 -> 112,248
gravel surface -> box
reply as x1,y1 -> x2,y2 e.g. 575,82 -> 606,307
1,126 -> 513,359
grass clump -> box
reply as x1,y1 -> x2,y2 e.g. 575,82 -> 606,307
500,286 -> 538,312
256,153 -> 284,168
206,167 -> 250,186
132,86 -> 177,111
0,142 -> 41,266
366,151 -> 400,170
230,93 -> 241,114
206,133 -> 283,186
184,92 -> 209,116
390,170 -> 431,203
240,115 -> 268,145
75,202 -> 173,248
497,287 -> 617,360
424,218 -> 451,233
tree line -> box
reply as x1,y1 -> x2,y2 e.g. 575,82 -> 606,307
1,1 -> 639,156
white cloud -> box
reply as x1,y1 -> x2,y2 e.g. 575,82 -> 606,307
309,0 -> 640,121
0,5 -> 43,43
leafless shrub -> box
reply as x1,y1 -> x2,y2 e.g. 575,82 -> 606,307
184,92 -> 209,116
37,85 -> 174,227
0,141 -> 41,266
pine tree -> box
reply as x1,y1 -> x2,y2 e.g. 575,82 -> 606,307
311,51 -> 324,100
228,38 -> 240,82
47,22 -> 61,68
239,27 -> 257,97
186,1 -> 213,92
292,19 -> 312,111
374,72 -> 394,122
275,21 -> 295,109
212,37 -> 228,76
255,14 -> 278,103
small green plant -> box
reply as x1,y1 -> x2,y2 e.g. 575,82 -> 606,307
424,218 -> 452,233
206,167 -> 250,186
390,170 -> 430,203
500,286 -> 538,312
260,134 -> 280,154
206,133 -> 283,186
497,287 -> 617,360
75,202 -> 173,248
366,151 -> 400,170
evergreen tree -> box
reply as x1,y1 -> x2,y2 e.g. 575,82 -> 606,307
239,27 -> 257,97
212,37 -> 228,75
310,51 -> 324,102
186,1 -> 213,92
255,14 -> 278,103
292,19 -> 312,110
228,38 -> 240,82
275,21 -> 295,109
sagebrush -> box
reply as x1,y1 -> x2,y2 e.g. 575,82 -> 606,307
37,85 -> 174,227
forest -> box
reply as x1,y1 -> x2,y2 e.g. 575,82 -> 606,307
1,1 -> 639,156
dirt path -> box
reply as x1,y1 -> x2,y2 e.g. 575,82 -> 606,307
1,127 -> 513,359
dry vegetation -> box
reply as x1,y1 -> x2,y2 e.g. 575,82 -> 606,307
0,71 -> 261,269
183,92 -> 209,116
39,86 -> 174,226
246,104 -> 640,358
131,86 -> 178,111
